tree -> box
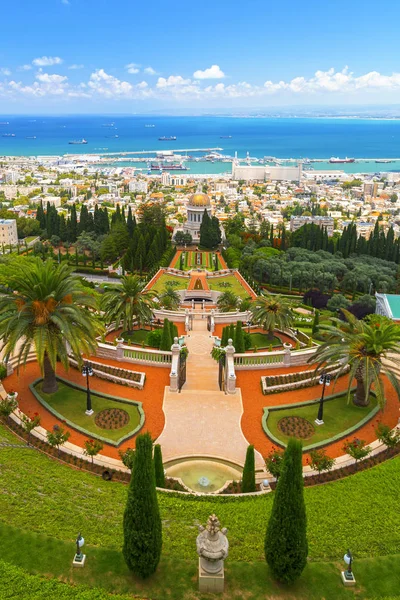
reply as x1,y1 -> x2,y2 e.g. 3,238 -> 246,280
160,285 -> 180,311
342,438 -> 371,468
251,295 -> 293,340
20,411 -> 41,445
159,318 -> 172,351
311,310 -> 319,335
312,311 -> 400,407
123,432 -> 162,578
242,444 -> 256,492
326,294 -> 351,313
217,291 -> 238,312
265,438 -> 308,583
235,321 -> 245,353
0,395 -> 18,424
46,425 -> 70,456
308,448 -> 335,474
102,275 -> 156,333
0,259 -> 101,394
153,444 -> 166,488
265,448 -> 284,480
83,438 -> 104,463
119,447 -> 136,471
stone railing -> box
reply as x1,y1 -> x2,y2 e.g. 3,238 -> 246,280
234,347 -> 316,370
95,341 -> 172,367
213,311 -> 251,324
261,363 -> 349,394
153,308 -> 186,322
68,357 -> 146,390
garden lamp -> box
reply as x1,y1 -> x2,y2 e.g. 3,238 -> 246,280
315,373 -> 331,425
82,360 -> 94,416
341,549 -> 355,584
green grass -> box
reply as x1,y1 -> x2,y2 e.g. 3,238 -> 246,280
150,273 -> 188,294
1,423 -> 400,562
179,250 -> 221,271
266,393 -> 378,447
208,274 -> 250,299
35,381 -> 141,444
248,333 -> 282,349
2,529 -> 400,600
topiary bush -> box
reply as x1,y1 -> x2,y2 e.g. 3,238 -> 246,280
242,444 -> 256,493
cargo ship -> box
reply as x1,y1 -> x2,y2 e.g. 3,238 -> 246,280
69,139 -> 88,145
2,133 -> 15,137
150,162 -> 188,171
158,136 -> 177,141
329,157 -> 355,163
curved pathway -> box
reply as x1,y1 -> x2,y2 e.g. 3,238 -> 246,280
156,319 -> 265,468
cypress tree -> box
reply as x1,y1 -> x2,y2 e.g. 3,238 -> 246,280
312,310 -> 319,335
169,320 -> 178,342
221,325 -> 229,346
229,323 -> 235,346
153,444 -> 166,488
241,444 -> 256,492
123,432 -> 162,578
127,206 -> 135,238
70,204 -> 78,242
265,438 -> 308,583
235,321 -> 245,353
159,319 -> 172,351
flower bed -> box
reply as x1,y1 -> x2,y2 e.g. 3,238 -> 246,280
278,416 -> 315,439
68,357 -> 146,390
95,408 -> 130,430
261,363 -> 350,395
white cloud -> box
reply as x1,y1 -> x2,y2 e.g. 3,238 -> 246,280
137,81 -> 148,89
68,64 -> 84,70
144,66 -> 157,75
33,56 -> 63,67
126,63 -> 140,74
0,68 -> 11,76
156,75 -> 192,88
193,64 -> 225,80
36,72 -> 68,84
88,69 -> 133,97
18,64 -> 32,71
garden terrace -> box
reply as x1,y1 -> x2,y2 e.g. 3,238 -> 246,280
247,332 -> 283,350
207,273 -> 251,299
263,391 -> 379,451
31,377 -> 144,446
146,271 -> 189,294
171,250 -> 226,271
68,357 -> 146,389
1,423 -> 400,599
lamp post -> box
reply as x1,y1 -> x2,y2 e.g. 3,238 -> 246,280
315,372 -> 331,425
82,360 -> 94,416
73,532 -> 86,567
341,549 -> 356,585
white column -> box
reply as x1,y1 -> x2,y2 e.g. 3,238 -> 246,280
169,337 -> 181,393
225,339 -> 236,395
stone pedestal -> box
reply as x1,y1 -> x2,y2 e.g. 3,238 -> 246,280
341,571 -> 356,586
72,554 -> 86,567
198,558 -> 224,593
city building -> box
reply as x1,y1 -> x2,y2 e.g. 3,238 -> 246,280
0,219 -> 18,245
5,171 -> 18,184
161,172 -> 171,186
128,180 -> 148,194
289,215 -> 334,236
375,294 -> 400,322
231,163 -> 302,183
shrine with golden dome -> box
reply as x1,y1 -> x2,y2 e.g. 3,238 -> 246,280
182,187 -> 212,243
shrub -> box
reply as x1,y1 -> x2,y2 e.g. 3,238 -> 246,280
0,364 -> 7,380
20,412 -> 41,445
235,321 -> 245,353
343,438 -> 371,467
265,448 -> 284,479
123,432 -> 162,578
0,396 -> 18,422
46,425 -> 70,457
147,329 -> 162,348
242,444 -> 256,492
308,448 -> 335,474
119,447 -> 136,471
375,423 -> 400,448
265,438 -> 308,583
159,319 -> 172,351
153,444 -> 166,488
83,438 -> 104,463
303,289 -> 330,309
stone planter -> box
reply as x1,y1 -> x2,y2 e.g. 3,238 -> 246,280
115,337 -> 125,344
7,392 -> 18,401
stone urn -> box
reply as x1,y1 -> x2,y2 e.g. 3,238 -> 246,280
196,514 -> 229,575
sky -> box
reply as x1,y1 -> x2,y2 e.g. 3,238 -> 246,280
1,0 -> 400,114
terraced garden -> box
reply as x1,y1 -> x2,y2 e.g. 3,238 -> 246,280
208,274 -> 250,298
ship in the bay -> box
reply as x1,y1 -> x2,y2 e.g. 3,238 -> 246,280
69,139 -> 88,145
158,136 -> 177,141
150,162 -> 188,171
329,157 -> 355,163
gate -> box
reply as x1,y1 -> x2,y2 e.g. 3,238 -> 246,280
178,353 -> 187,392
218,355 -> 225,391
207,316 -> 211,331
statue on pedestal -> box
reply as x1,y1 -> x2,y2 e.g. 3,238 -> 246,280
196,514 -> 229,592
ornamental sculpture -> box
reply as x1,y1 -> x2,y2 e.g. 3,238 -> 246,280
196,514 -> 229,575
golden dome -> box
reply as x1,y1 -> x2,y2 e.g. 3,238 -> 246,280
188,192 -> 211,207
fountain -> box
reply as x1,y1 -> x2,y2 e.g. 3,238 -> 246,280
165,458 -> 242,493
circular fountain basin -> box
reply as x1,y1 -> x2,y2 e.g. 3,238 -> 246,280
165,458 -> 242,493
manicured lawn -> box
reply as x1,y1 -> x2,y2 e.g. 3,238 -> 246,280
2,530 -> 400,600
248,332 -> 282,349
1,423 -> 400,563
179,250 -> 222,271
35,380 -> 142,444
150,273 -> 188,294
266,393 -> 378,448
121,328 -> 161,347
208,274 -> 250,299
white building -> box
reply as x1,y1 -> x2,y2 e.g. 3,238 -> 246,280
0,219 -> 18,245
5,171 -> 18,184
232,163 -> 302,183
31,196 -> 62,208
161,172 -> 171,186
290,215 -> 334,236
129,180 -> 148,194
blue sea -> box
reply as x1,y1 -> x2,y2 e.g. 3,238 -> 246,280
1,115 -> 400,174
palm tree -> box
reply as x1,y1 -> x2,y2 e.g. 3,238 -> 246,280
160,285 -> 181,311
102,274 -> 157,333
311,311 -> 400,407
0,259 -> 101,394
217,291 -> 239,312
250,294 -> 293,339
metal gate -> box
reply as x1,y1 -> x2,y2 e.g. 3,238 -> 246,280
218,356 -> 225,391
207,316 -> 211,331
178,353 -> 187,392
